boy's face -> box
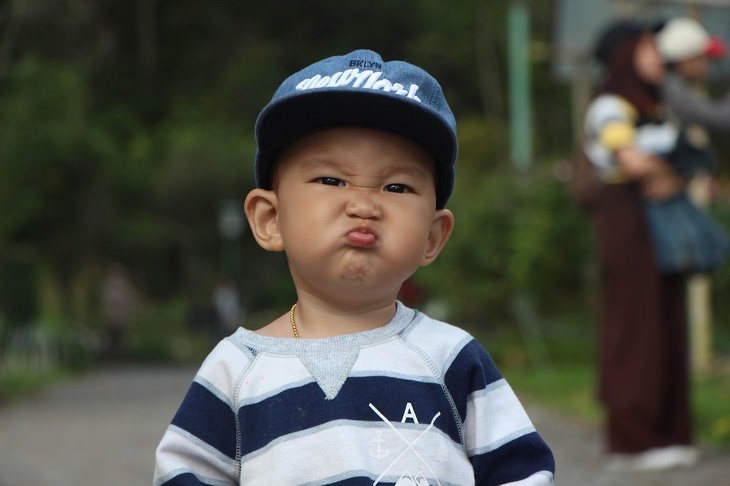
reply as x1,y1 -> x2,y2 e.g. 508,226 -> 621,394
254,127 -> 453,306
675,55 -> 710,82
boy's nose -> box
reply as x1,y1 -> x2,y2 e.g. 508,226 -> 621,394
345,188 -> 382,219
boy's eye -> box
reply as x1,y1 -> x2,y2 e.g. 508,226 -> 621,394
384,183 -> 411,193
316,177 -> 345,186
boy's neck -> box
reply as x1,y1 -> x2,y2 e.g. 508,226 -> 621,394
258,296 -> 399,339
294,295 -> 398,338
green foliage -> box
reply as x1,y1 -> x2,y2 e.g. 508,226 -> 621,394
0,58 -> 121,316
0,1 -> 572,316
126,300 -> 215,364
0,1 -> 727,375
708,194 -> 730,331
694,372 -> 730,445
507,171 -> 594,301
0,58 -> 89,242
0,252 -> 39,325
417,117 -> 594,324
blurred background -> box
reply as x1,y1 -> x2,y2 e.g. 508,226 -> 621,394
1,0 -> 730,453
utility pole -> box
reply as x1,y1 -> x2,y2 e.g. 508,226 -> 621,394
508,0 -> 532,172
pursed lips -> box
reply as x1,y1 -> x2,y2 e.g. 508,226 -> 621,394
345,226 -> 378,248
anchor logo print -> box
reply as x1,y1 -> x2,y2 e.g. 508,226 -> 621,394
369,431 -> 390,460
369,402 -> 442,486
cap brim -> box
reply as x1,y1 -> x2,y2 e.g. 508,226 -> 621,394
256,89 -> 457,207
707,37 -> 727,58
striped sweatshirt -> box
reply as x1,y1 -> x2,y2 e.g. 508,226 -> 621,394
154,303 -> 555,485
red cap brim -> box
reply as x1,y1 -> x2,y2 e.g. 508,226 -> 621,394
706,37 -> 727,58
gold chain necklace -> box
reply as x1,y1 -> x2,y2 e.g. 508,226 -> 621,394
289,303 -> 299,338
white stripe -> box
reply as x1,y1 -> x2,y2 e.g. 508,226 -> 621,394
502,471 -> 555,485
463,379 -> 536,454
353,338 -> 440,379
240,421 -> 474,484
154,468 -> 233,486
154,425 -> 237,484
234,355 -> 315,407
400,315 -> 473,376
195,338 -> 253,399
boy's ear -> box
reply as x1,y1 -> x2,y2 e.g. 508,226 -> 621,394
421,208 -> 454,266
244,188 -> 284,252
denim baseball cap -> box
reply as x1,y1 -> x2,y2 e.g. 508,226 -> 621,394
254,49 -> 458,208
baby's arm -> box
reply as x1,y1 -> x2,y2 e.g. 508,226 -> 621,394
614,146 -> 683,200
585,95 -> 683,200
449,340 -> 555,485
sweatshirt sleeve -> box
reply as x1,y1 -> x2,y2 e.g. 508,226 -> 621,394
664,73 -> 730,132
444,339 -> 555,485
154,339 -> 250,486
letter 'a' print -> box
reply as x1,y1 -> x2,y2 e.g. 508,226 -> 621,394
369,402 -> 443,486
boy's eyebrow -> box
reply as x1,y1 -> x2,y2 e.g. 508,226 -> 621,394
380,163 -> 432,179
299,157 -> 340,171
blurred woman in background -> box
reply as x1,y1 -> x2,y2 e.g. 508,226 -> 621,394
582,20 -> 697,471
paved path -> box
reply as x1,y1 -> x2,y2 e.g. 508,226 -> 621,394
0,366 -> 728,485
0,366 -> 194,486
529,404 -> 730,485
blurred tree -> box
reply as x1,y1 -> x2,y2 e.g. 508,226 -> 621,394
0,58 -> 114,317
0,0 -> 649,331
416,116 -> 593,324
154,118 -> 250,292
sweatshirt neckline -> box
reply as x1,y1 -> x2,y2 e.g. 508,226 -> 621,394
232,302 -> 417,354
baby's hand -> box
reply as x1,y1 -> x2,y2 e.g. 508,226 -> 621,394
614,146 -> 683,200
641,165 -> 684,201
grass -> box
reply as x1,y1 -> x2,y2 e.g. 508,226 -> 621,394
0,300 -> 214,403
503,364 -> 603,425
694,371 -> 730,446
0,320 -> 84,403
0,367 -> 69,403
463,317 -> 730,448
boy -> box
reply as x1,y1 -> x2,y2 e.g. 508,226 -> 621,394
154,49 -> 555,485
657,17 -> 729,134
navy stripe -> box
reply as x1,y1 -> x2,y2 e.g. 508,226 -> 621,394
444,339 -> 503,422
159,471 -> 216,486
171,381 -> 237,459
471,431 -> 555,486
325,479 -> 393,486
239,376 -> 460,455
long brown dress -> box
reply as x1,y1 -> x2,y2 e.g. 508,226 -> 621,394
593,181 -> 692,453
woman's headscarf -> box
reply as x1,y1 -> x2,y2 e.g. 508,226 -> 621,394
594,21 -> 663,123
